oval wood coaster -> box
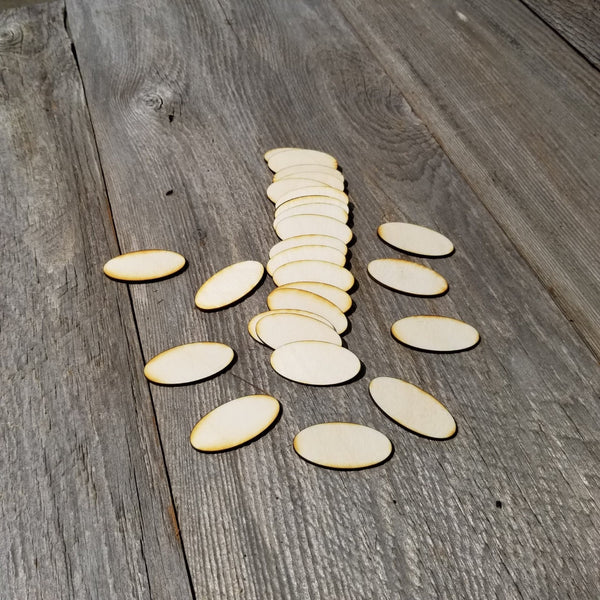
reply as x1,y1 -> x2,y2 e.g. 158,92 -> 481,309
190,395 -> 280,452
391,315 -> 480,352
378,222 -> 454,257
267,178 -> 341,203
267,244 -> 345,276
367,258 -> 447,296
269,234 -> 347,259
103,249 -> 186,281
274,202 -> 349,226
268,149 -> 338,172
275,186 -> 348,208
256,312 -> 342,348
294,423 -> 392,469
275,214 -> 353,244
274,170 -> 344,189
272,163 -> 343,184
277,281 -> 352,313
248,309 -> 334,342
272,260 -> 354,291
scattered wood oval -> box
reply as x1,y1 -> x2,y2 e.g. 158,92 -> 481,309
367,258 -> 447,296
190,395 -> 280,452
271,341 -> 360,385
144,342 -> 234,385
369,377 -> 456,439
103,249 -> 186,281
267,287 -> 348,334
274,202 -> 349,226
267,245 -> 346,276
391,315 -> 480,352
273,260 -> 354,291
293,423 -> 392,469
248,309 -> 334,342
267,178 -> 342,203
275,186 -> 348,208
273,165 -> 344,185
278,281 -> 352,313
268,149 -> 337,172
378,222 -> 454,257
269,234 -> 347,259
275,214 -> 353,244
195,260 -> 264,309
256,312 -> 342,348
274,195 -> 349,217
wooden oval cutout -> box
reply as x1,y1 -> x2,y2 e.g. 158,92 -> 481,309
275,186 -> 348,208
269,234 -> 347,259
367,258 -> 447,296
190,395 -> 280,452
273,203 -> 349,226
256,313 -> 342,348
267,245 -> 346,276
248,309 -> 334,342
264,147 -> 295,161
273,260 -> 354,291
275,214 -> 353,244
268,149 -> 337,172
369,377 -> 456,439
274,195 -> 349,217
267,178 -> 342,203
274,171 -> 344,190
294,423 -> 392,469
267,287 -> 348,334
103,249 -> 185,281
195,260 -> 264,309
144,342 -> 234,385
378,222 -> 454,257
391,315 -> 480,352
271,341 -> 360,385
273,164 -> 344,184
278,282 -> 352,313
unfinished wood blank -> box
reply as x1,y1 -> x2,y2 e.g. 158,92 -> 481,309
272,260 -> 354,291
103,250 -> 186,281
391,315 -> 480,352
378,222 -> 454,257
269,234 -> 347,259
248,309 -> 334,342
278,282 -> 352,313
267,245 -> 346,276
267,149 -> 338,172
256,312 -> 342,348
368,258 -> 447,296
275,214 -> 353,244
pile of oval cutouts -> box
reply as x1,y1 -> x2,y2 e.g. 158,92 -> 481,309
103,146 -> 480,470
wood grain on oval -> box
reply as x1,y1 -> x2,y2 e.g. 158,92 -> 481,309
391,315 -> 480,352
103,249 -> 186,281
367,258 -> 447,296
272,260 -> 354,291
378,222 -> 454,257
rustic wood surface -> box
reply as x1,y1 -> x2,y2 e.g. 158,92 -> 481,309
0,4 -> 193,598
59,0 -> 600,597
521,0 -> 600,68
336,0 -> 600,359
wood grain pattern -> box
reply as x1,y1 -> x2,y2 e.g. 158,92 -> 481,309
64,0 -> 600,597
0,4 -> 193,598
521,0 -> 600,68
336,0 -> 600,358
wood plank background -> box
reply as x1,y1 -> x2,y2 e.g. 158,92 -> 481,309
0,3 -> 194,598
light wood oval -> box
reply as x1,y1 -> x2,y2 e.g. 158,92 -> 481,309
275,214 -> 353,244
273,164 -> 344,184
274,203 -> 349,226
256,312 -> 342,348
271,341 -> 360,385
369,377 -> 456,439
378,222 -> 454,257
367,258 -> 447,296
267,178 -> 342,203
267,287 -> 348,334
274,195 -> 349,217
195,260 -> 264,309
268,149 -> 337,172
267,245 -> 346,276
190,395 -> 280,452
144,342 -> 234,385
273,260 -> 354,291
103,249 -> 186,281
391,315 -> 480,352
248,309 -> 334,342
278,282 -> 352,313
274,171 -> 344,190
275,186 -> 348,208
294,423 -> 392,469
264,147 -> 295,161
269,234 -> 347,259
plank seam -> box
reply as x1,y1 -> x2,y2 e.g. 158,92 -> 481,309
331,0 -> 599,360
60,3 -> 198,597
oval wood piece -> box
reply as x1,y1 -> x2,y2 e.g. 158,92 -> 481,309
256,312 -> 342,348
273,164 -> 344,184
268,149 -> 338,172
264,147 -> 295,161
275,186 -> 348,208
195,260 -> 264,309
144,342 -> 234,385
267,287 -> 348,334
273,260 -> 354,291
267,178 -> 342,203
276,172 -> 344,190
367,258 -> 447,296
275,214 -> 353,244
391,315 -> 480,352
190,395 -> 280,452
293,423 -> 392,469
274,195 -> 349,216
269,234 -> 347,259
248,309 -> 334,342
369,377 -> 456,439
271,341 -> 360,385
103,249 -> 186,281
378,222 -> 454,257
274,202 -> 349,225
278,281 -> 352,313
267,244 -> 346,276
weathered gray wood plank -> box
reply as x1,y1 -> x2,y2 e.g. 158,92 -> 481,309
0,3 -> 194,598
521,0 -> 600,69
66,0 -> 600,597
336,0 -> 600,359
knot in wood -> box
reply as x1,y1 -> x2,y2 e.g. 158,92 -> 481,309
0,23 -> 23,52
141,92 -> 163,111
